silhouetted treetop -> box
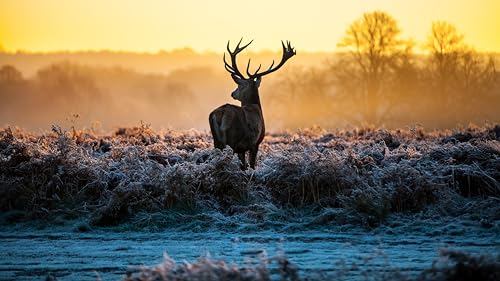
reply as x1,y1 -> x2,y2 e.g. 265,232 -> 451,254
0,65 -> 23,83
337,11 -> 411,73
426,21 -> 465,56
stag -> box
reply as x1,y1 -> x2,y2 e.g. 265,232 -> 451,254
209,39 -> 296,169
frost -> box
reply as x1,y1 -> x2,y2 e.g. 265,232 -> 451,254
0,125 -> 499,228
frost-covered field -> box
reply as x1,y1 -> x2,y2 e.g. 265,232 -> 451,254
1,125 -> 499,280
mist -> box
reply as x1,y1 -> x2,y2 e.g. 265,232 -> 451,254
1,15 -> 499,132
0,50 -> 498,132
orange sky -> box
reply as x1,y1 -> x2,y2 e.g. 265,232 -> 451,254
1,0 -> 499,53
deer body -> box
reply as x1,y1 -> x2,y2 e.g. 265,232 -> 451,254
210,90 -> 265,169
209,39 -> 295,169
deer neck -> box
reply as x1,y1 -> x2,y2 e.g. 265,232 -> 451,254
241,89 -> 265,139
241,88 -> 262,109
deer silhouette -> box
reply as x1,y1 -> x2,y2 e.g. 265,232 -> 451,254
209,39 -> 296,169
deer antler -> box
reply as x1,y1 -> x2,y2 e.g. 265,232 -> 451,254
247,41 -> 296,79
223,38 -> 253,79
224,39 -> 296,80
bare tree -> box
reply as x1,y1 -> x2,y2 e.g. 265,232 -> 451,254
336,11 -> 412,124
424,21 -> 466,102
424,21 -> 497,122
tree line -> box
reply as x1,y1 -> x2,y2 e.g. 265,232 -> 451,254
1,11 -> 498,130
264,11 -> 498,129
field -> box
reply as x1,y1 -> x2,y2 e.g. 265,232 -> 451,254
3,2 -> 500,280
0,124 -> 499,280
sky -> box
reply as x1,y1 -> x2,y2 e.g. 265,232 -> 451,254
1,0 -> 499,53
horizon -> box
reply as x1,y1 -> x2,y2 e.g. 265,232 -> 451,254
1,1 -> 499,132
2,47 -> 500,57
1,0 -> 500,53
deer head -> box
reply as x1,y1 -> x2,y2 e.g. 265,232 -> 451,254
224,39 -> 296,105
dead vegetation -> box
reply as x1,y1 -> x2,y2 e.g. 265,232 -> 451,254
0,124 -> 499,228
122,250 -> 499,281
124,254 -> 299,281
418,249 -> 500,281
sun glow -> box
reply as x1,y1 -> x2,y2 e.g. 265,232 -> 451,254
1,0 -> 499,53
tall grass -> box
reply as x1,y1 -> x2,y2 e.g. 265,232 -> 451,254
1,124 -> 499,228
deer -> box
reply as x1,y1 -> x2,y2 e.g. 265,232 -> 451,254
209,39 -> 296,169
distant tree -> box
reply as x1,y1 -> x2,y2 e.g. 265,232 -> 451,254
0,65 -> 27,111
36,62 -> 102,120
424,22 -> 466,99
37,62 -> 100,99
458,50 -> 496,96
336,11 -> 413,124
0,65 -> 23,83
424,21 -> 497,121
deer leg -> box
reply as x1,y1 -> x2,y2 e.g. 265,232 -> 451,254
212,136 -> 223,150
209,112 -> 225,149
249,147 -> 259,169
238,152 -> 247,170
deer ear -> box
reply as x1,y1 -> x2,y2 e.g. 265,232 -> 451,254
231,74 -> 245,85
254,77 -> 262,88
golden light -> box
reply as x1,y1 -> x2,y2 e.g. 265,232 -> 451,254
1,0 -> 499,53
